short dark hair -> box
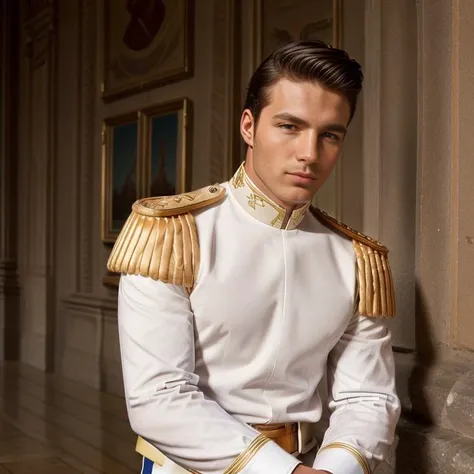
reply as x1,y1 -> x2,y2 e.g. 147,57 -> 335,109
243,40 -> 364,124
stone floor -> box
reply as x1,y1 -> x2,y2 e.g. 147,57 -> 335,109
0,362 -> 140,474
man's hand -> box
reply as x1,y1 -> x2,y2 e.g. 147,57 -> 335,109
293,466 -> 330,474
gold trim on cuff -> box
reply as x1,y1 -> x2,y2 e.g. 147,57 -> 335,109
223,434 -> 271,474
317,442 -> 371,474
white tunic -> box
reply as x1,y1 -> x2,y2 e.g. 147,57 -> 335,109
117,165 -> 400,474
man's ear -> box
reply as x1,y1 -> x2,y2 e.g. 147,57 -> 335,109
240,109 -> 255,148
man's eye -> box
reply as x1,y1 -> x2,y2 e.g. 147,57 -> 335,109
279,123 -> 297,131
323,132 -> 340,141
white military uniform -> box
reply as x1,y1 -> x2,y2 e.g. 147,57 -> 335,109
108,163 -> 400,474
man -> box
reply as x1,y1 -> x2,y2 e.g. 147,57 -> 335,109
108,40 -> 400,474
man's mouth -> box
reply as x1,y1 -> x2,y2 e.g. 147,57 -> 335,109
287,172 -> 317,181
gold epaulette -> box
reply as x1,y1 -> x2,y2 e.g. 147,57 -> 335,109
311,207 -> 396,317
107,184 -> 226,289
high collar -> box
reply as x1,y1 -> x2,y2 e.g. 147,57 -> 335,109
228,163 -> 311,230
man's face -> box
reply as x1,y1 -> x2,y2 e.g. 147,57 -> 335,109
241,78 -> 351,208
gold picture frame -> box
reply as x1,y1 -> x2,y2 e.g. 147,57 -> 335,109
100,0 -> 195,102
141,97 -> 193,198
253,0 -> 342,67
101,97 -> 192,247
101,111 -> 142,244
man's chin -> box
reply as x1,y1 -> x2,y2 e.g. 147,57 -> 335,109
294,185 -> 318,199
280,189 -> 316,206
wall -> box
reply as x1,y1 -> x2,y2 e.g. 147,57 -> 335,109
416,0 -> 454,355
6,0 -> 419,387
453,0 -> 474,351
5,0 -> 420,389
0,0 -> 20,362
361,0 -> 418,351
50,0 -> 240,392
2,0 -> 240,391
16,0 -> 57,370
4,2 -> 474,471
392,2 -> 474,472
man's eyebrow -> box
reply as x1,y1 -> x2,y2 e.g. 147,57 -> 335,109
273,113 -> 310,127
273,113 -> 347,134
323,123 -> 348,135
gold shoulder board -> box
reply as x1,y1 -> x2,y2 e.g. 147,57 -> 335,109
311,207 -> 396,317
107,184 -> 226,289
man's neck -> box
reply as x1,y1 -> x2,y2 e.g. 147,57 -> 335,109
243,160 -> 302,228
243,160 -> 296,208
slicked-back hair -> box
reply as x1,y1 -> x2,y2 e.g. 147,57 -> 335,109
243,40 -> 364,124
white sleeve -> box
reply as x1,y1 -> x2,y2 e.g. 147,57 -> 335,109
118,274 -> 301,474
312,313 -> 401,474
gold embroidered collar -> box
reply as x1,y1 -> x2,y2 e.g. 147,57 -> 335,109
229,163 -> 311,230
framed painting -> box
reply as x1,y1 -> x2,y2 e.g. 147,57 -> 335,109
101,0 -> 194,101
101,111 -> 141,243
141,98 -> 192,197
255,0 -> 341,61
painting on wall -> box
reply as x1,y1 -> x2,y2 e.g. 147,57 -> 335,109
142,98 -> 192,197
101,98 -> 192,245
101,112 -> 140,243
101,0 -> 194,101
258,0 -> 341,60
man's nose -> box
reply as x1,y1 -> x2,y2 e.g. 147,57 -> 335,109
296,132 -> 319,163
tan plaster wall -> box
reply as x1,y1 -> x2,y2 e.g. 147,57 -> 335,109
453,0 -> 474,350
416,0 -> 474,354
416,0 -> 454,352
339,0 -> 364,230
54,0 -> 81,371
51,0 -> 233,386
379,0 -> 418,349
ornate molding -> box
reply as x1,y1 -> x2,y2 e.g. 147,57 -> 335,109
24,1 -> 55,68
60,292 -> 118,389
24,0 -> 54,34
26,0 -> 53,19
62,293 -> 117,313
0,257 -> 20,361
0,260 -> 20,296
77,0 -> 97,293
